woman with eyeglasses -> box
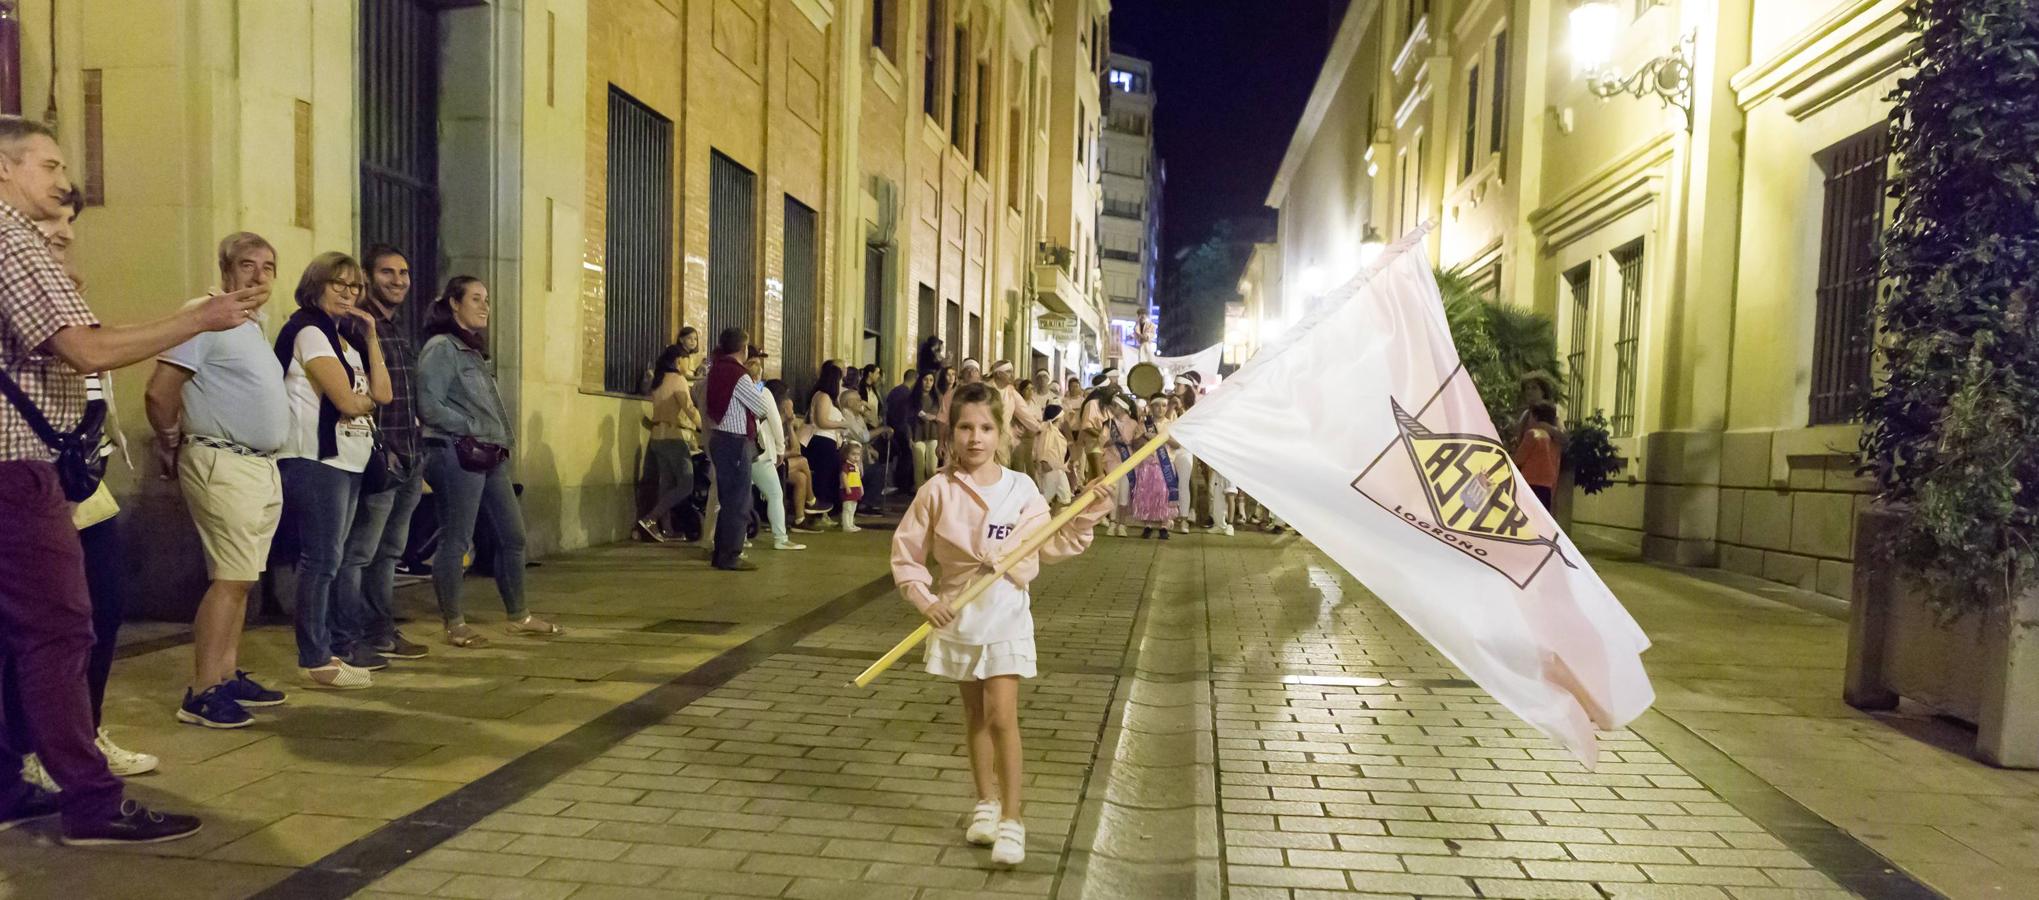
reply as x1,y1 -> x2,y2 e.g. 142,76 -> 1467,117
417,276 -> 562,648
275,252 -> 391,689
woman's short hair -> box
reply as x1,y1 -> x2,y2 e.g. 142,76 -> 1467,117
293,251 -> 361,314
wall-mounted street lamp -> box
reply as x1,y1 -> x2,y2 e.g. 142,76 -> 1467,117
1569,0 -> 1694,131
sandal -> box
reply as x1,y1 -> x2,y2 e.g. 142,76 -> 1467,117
506,615 -> 564,637
445,624 -> 491,649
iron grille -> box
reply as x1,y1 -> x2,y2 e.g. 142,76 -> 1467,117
1490,31 -> 1508,157
782,196 -> 820,400
946,299 -> 963,366
1565,264 -> 1591,421
923,0 -> 943,120
359,0 -> 441,342
709,151 -> 758,343
918,284 -> 938,348
969,311 -> 982,361
1462,63 -> 1480,178
1610,240 -> 1645,437
864,244 -> 887,365
603,88 -> 675,395
1810,125 -> 1890,425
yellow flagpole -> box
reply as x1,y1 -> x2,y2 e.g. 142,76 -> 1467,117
847,424 -> 1175,688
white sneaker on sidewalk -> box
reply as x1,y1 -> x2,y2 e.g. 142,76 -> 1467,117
991,819 -> 1026,865
773,539 -> 807,551
965,800 -> 1001,846
95,729 -> 159,776
19,754 -> 56,793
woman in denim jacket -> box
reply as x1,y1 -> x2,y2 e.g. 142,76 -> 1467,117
416,276 -> 561,648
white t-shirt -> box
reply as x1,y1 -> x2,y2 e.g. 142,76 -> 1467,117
942,469 -> 1034,646
281,327 -> 374,472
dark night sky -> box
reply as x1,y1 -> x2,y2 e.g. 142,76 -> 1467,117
1109,0 -> 1351,258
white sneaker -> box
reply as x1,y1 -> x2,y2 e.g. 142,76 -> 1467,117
95,728 -> 159,776
842,525 -> 862,534
1218,524 -> 1235,537
965,800 -> 1001,846
19,754 -> 57,793
303,660 -> 373,690
773,539 -> 808,551
991,819 -> 1025,865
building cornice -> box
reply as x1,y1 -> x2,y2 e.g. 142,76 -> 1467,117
1526,131 -> 1678,253
1730,0 -> 1912,112
1265,0 -> 1382,208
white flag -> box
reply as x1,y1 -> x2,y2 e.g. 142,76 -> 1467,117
1172,233 -> 1653,766
1152,343 -> 1224,387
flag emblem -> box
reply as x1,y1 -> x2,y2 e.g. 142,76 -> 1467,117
1351,384 -> 1573,589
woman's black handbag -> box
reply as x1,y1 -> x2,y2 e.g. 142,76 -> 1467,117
0,367 -> 107,502
454,435 -> 509,472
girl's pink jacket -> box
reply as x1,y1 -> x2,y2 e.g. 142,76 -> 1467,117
891,467 -> 1111,618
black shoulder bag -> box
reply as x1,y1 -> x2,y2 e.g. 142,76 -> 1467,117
0,367 -> 109,502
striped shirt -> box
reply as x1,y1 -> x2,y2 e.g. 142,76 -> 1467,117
713,373 -> 773,436
0,199 -> 99,462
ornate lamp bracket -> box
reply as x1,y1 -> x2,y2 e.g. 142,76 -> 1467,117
1586,31 -> 1696,131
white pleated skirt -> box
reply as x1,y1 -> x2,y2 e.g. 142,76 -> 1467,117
924,635 -> 1038,681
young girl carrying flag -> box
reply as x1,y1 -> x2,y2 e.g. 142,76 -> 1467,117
890,382 -> 1113,865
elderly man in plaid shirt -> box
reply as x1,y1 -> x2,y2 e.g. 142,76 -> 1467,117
0,116 -> 265,844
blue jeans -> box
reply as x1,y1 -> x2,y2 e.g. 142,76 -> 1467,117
280,458 -> 366,669
427,442 -> 528,625
706,430 -> 755,568
338,461 -> 425,647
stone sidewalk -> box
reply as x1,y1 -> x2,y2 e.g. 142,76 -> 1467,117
6,527 -> 2038,899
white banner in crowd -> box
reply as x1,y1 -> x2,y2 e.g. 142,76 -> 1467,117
1170,230 -> 1654,766
1151,343 -> 1223,387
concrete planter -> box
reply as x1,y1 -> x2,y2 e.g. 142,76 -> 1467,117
1845,506 -> 2039,768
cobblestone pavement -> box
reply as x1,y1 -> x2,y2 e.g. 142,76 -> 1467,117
8,525 -> 2038,899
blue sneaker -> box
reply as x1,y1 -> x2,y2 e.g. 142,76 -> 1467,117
220,670 -> 286,708
175,685 -> 253,729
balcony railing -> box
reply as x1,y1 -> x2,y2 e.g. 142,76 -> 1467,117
1101,248 -> 1141,263
1037,241 -> 1073,270
1102,199 -> 1142,219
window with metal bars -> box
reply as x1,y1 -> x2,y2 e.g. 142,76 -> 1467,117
1462,63 -> 1480,179
975,61 -> 992,175
708,150 -> 757,347
969,311 -> 983,361
1490,31 -> 1508,158
1565,264 -> 1592,420
864,245 -> 887,368
1610,240 -> 1646,437
923,0 -> 944,121
946,299 -> 963,367
360,0 -> 442,341
918,284 -> 938,348
602,88 -> 675,395
782,197 -> 820,400
1809,125 -> 1890,425
950,28 -> 969,153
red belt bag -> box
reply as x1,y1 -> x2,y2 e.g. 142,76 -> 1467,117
454,436 -> 509,472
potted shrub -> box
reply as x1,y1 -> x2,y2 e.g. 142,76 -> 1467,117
1437,268 -> 1626,529
1848,0 -> 2039,768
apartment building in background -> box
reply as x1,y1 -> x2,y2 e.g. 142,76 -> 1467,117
1266,0 -> 1906,603
8,0 -> 1108,615
1100,49 -> 1162,365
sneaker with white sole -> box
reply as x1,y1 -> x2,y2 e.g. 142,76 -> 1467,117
990,819 -> 1025,865
965,800 -> 1001,846
95,728 -> 159,776
18,754 -> 56,793
772,539 -> 808,551
302,660 -> 372,690
176,684 -> 253,729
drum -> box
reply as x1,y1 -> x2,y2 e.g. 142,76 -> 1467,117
1127,362 -> 1165,399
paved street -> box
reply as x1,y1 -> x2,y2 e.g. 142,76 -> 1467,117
3,529 -> 2036,899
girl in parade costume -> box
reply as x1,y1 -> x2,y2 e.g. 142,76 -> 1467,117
840,438 -> 865,533
891,382 -> 1113,866
1096,391 -> 1140,537
1129,395 -> 1178,539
